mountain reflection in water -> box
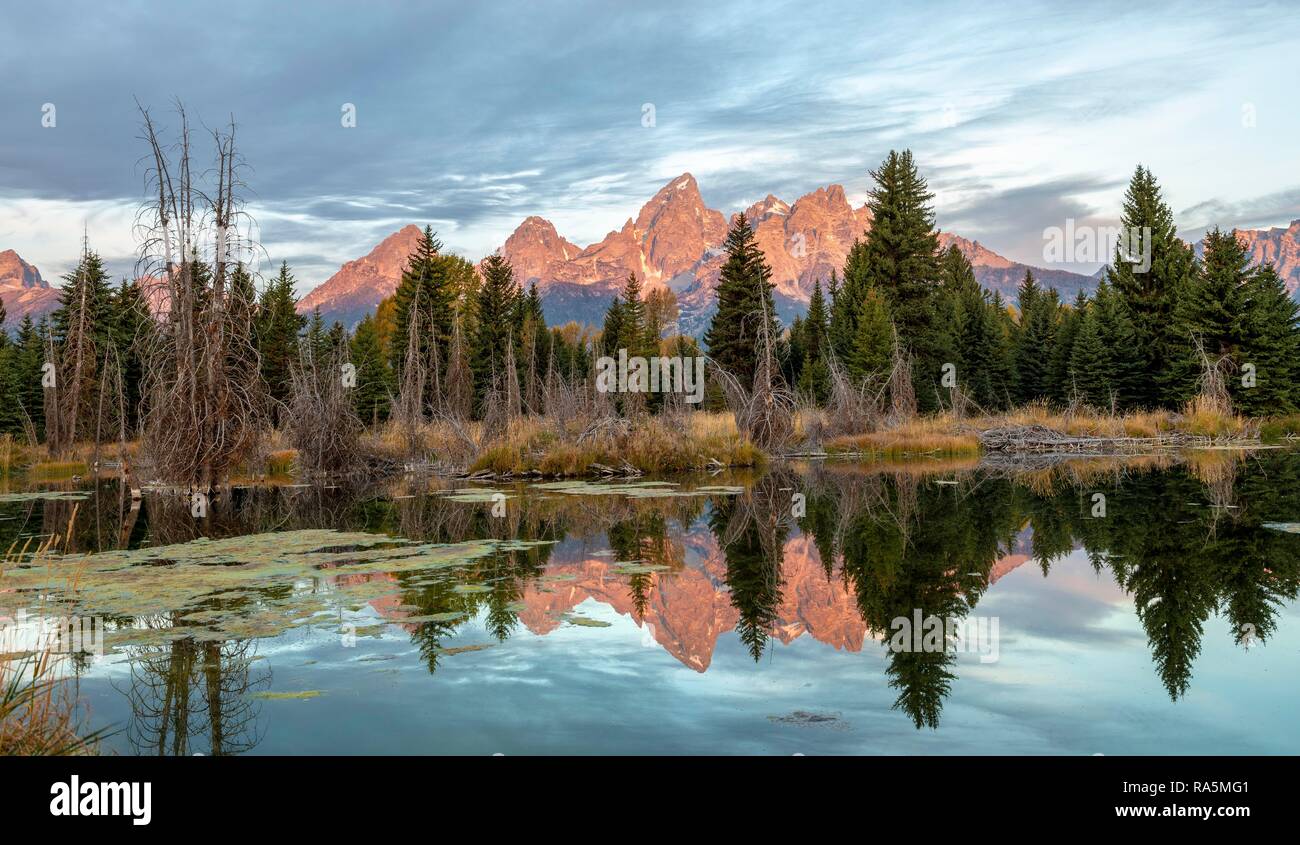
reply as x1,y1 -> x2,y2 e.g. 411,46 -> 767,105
2,449 -> 1298,753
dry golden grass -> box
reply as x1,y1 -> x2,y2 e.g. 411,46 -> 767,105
823,415 -> 981,458
814,399 -> 1258,460
468,412 -> 763,475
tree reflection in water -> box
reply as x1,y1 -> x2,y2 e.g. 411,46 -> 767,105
11,450 -> 1300,739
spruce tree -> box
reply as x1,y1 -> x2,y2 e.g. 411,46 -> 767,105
796,279 -> 831,402
257,261 -> 305,417
349,312 -> 393,424
939,245 -> 1001,408
1107,165 -> 1197,408
0,303 -> 16,435
1093,278 -> 1143,409
831,243 -> 871,364
1237,264 -> 1300,415
11,316 -> 46,438
1167,227 -> 1249,406
304,307 -> 330,364
1012,270 -> 1058,404
850,286 -> 893,379
785,315 -> 806,388
703,214 -> 779,388
50,245 -> 115,447
390,227 -> 455,393
1048,291 -> 1087,402
1069,305 -> 1111,406
472,254 -> 522,407
613,273 -> 653,357
110,278 -> 152,434
859,150 -> 946,409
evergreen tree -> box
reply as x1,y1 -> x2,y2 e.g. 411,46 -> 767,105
796,279 -> 831,402
0,301 -> 16,435
1237,264 -> 1300,415
257,261 -> 305,417
349,312 -> 392,424
831,243 -> 871,364
785,314 -> 806,388
940,245 -> 1002,408
613,273 -> 653,356
859,150 -> 946,410
9,316 -> 47,437
599,294 -> 625,356
1069,305 -> 1111,406
703,215 -> 779,388
1048,291 -> 1087,402
472,254 -> 522,408
1093,278 -> 1144,409
50,245 -> 116,448
1167,227 -> 1250,405
1107,165 -> 1197,408
850,286 -> 893,380
110,278 -> 152,434
390,227 -> 455,395
52,247 -> 115,351
304,307 -> 330,364
1012,271 -> 1058,404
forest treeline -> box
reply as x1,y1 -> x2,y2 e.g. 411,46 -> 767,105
3,144 -> 1299,469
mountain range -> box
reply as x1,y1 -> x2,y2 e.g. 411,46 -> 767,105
5,176 -> 1300,334
295,173 -> 1103,334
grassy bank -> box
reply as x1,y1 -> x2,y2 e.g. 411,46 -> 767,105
805,401 -> 1300,460
3,403 -> 1298,485
405,412 -> 764,475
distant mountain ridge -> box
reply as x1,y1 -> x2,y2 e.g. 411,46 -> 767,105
498,172 -> 1099,334
5,192 -> 1299,335
0,249 -> 60,330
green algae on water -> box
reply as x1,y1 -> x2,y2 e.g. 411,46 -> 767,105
1,528 -> 552,650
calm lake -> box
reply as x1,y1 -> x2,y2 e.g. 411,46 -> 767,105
3,450 -> 1299,755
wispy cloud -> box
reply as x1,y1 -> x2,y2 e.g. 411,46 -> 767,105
2,0 -> 1298,288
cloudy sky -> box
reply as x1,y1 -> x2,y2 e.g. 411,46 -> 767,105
2,0 -> 1298,290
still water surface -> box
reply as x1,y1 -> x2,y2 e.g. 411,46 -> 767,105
2,451 -> 1298,755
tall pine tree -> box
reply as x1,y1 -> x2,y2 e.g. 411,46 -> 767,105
1107,165 -> 1197,408
703,214 -> 779,388
472,254 -> 522,409
859,150 -> 946,410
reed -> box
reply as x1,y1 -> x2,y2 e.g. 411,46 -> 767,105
1,539 -> 103,756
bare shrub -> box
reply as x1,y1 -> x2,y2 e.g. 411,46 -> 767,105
885,330 -> 916,425
824,350 -> 884,436
1190,334 -> 1234,418
286,342 -> 363,477
712,295 -> 795,452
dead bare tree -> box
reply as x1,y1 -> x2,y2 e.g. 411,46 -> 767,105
393,293 -> 428,456
134,103 -> 265,492
1189,334 -> 1234,417
92,345 -> 127,470
444,317 -> 473,421
885,329 -> 917,425
286,341 -> 363,477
